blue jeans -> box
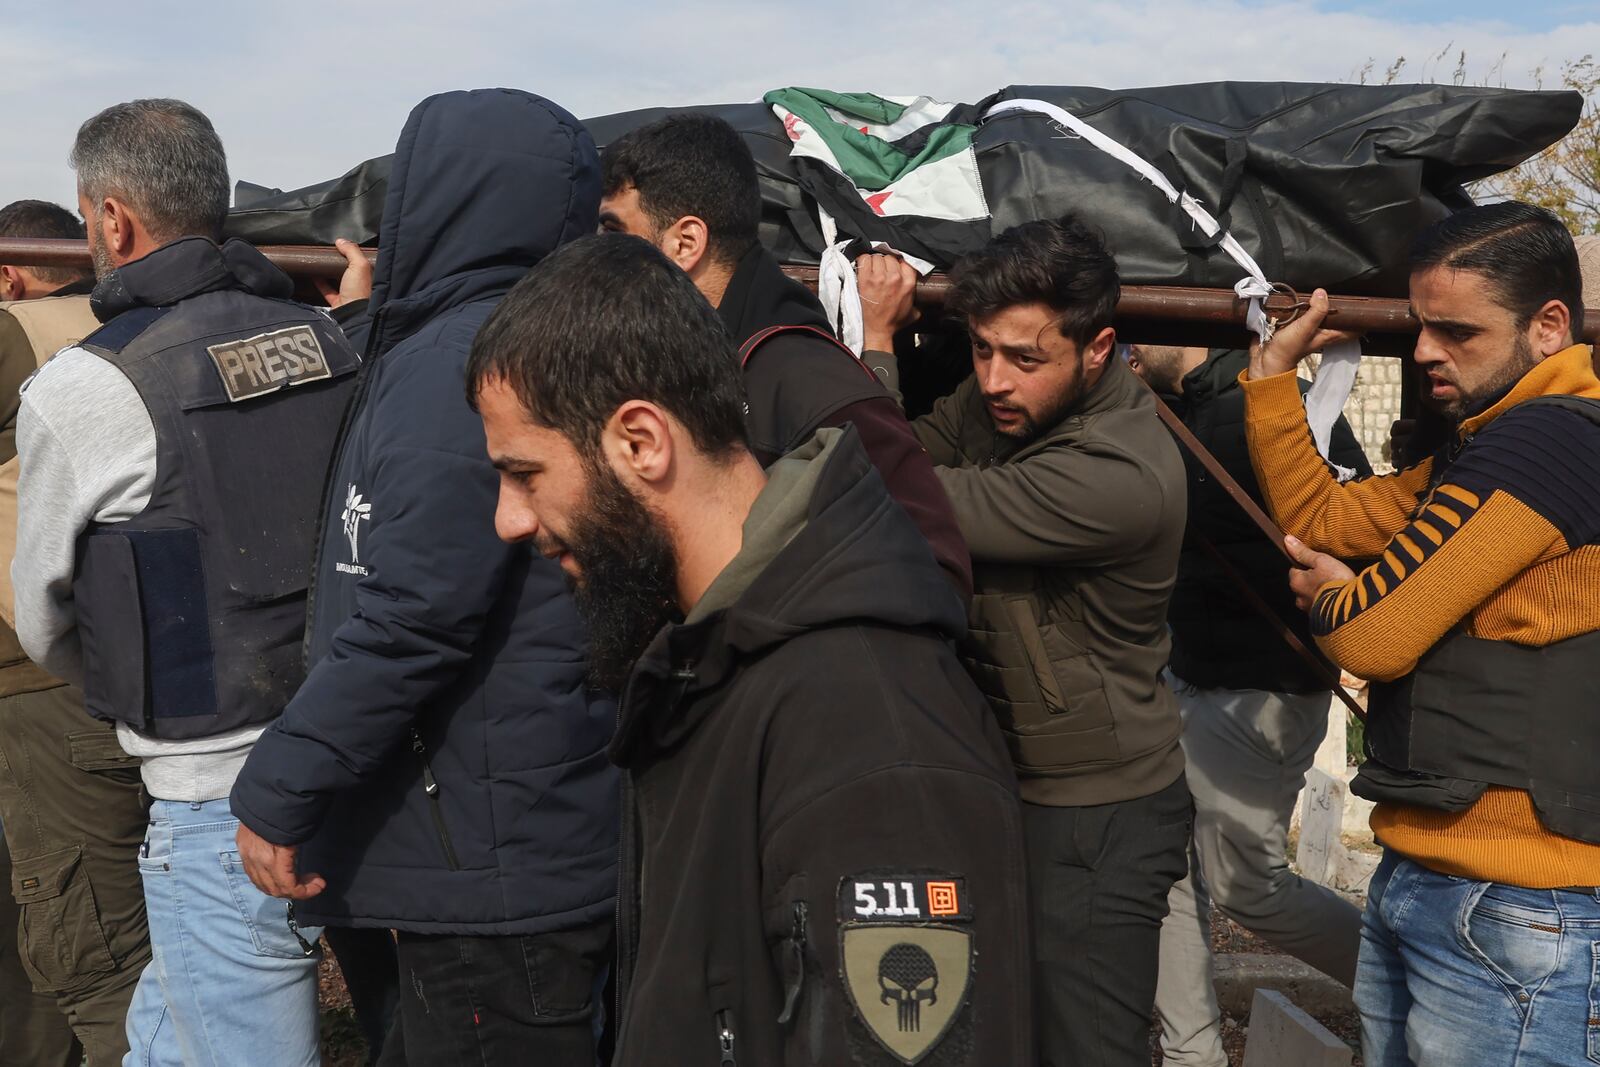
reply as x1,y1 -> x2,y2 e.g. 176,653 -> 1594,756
123,798 -> 323,1067
1355,849 -> 1600,1067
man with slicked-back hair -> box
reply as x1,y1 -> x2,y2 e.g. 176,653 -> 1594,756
1243,201 -> 1600,1067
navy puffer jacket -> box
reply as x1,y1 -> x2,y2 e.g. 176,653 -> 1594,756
230,89 -> 618,934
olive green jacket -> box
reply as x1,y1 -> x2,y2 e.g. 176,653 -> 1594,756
914,356 -> 1186,806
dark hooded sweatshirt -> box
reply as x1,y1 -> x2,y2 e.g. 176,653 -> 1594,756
230,89 -> 618,934
610,427 -> 1030,1067
718,244 -> 974,599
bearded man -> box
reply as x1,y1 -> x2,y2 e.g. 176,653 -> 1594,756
1245,201 -> 1600,1067
467,232 -> 1032,1067
858,214 -> 1191,1067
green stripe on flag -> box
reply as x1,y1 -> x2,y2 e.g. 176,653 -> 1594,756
785,88 -> 911,126
765,87 -> 976,192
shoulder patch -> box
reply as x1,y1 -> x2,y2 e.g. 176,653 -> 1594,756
205,325 -> 331,402
839,872 -> 974,1064
81,305 -> 171,353
840,874 -> 971,923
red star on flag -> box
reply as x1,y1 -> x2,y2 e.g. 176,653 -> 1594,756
864,191 -> 893,216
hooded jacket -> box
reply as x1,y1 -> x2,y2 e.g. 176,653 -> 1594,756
1163,348 -> 1370,692
611,428 -> 1031,1067
718,244 -> 973,598
230,89 -> 618,934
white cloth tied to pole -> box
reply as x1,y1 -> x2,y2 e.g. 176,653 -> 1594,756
815,205 -> 935,358
1306,339 -> 1362,476
815,208 -> 865,355
984,99 -> 1359,477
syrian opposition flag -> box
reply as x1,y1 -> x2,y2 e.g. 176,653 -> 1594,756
763,88 -> 993,267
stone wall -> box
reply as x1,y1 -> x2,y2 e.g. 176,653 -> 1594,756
1302,355 -> 1405,474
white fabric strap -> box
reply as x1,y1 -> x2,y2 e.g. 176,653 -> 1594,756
983,99 -> 1358,476
1307,338 -> 1363,479
814,205 -> 935,357
814,207 -> 866,354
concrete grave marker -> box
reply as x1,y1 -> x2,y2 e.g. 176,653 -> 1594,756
1242,989 -> 1352,1067
1296,767 -> 1346,886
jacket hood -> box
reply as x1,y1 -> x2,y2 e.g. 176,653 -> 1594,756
368,88 -> 600,351
716,243 -> 830,344
611,427 -> 967,763
91,237 -> 292,321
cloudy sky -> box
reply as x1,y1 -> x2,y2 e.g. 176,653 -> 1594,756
2,0 -> 1594,210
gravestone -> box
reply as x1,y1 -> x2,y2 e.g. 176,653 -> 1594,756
1242,989 -> 1352,1067
1296,768 -> 1346,886
1291,692 -> 1351,836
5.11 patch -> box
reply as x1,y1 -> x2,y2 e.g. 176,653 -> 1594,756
839,872 -> 971,924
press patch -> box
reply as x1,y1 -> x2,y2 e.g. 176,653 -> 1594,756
206,325 -> 331,401
840,873 -> 971,924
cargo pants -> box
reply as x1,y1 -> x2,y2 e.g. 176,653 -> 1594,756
0,683 -> 152,1066
1,831 -> 81,1066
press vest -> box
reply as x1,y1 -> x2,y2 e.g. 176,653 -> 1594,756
1352,396 -> 1600,844
71,286 -> 358,740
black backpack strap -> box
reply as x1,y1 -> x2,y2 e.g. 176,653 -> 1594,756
737,324 -> 880,383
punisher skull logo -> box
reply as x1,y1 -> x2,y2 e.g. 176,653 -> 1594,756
842,925 -> 971,1064
878,943 -> 939,1031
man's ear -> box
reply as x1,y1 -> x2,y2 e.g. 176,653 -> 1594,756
658,216 -> 710,275
604,400 -> 677,486
1083,326 -> 1117,371
100,197 -> 141,260
1528,298 -> 1574,357
0,266 -> 23,302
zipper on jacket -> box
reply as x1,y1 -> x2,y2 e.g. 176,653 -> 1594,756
614,772 -> 637,1052
613,666 -> 644,1062
715,1011 -> 738,1066
776,901 -> 809,1026
411,729 -> 460,870
612,661 -> 697,1063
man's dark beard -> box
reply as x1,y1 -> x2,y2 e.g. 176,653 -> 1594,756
1451,333 -> 1540,421
990,361 -> 1084,446
564,458 -> 681,694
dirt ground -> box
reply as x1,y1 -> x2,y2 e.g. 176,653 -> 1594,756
316,906 -> 1365,1066
318,949 -> 368,1067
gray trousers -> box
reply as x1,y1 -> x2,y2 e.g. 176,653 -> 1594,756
1154,676 -> 1363,1067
